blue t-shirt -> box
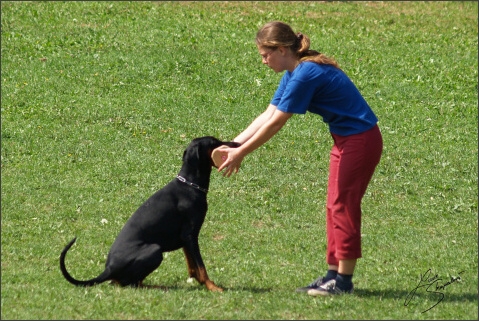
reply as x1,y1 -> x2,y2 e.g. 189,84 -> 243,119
271,61 -> 378,136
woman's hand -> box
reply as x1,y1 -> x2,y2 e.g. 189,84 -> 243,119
216,147 -> 245,177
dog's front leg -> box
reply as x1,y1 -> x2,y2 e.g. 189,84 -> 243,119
182,247 -> 197,279
182,243 -> 223,292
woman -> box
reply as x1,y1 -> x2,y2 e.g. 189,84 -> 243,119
216,21 -> 383,296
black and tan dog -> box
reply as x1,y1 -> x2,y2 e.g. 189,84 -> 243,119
60,136 -> 240,292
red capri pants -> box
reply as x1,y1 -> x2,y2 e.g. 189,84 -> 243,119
326,124 -> 383,265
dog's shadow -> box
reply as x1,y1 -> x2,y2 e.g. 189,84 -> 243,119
138,284 -> 273,293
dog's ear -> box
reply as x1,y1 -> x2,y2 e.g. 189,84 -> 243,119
223,141 -> 241,148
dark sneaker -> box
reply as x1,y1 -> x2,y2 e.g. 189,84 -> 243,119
307,279 -> 354,296
296,276 -> 327,292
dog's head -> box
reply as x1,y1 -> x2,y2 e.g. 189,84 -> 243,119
182,136 -> 241,170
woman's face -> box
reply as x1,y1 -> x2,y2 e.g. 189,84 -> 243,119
258,46 -> 283,73
257,46 -> 296,73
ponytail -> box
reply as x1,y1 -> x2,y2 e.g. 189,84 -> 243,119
295,32 -> 340,69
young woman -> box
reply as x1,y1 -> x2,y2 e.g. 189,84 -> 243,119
215,21 -> 383,296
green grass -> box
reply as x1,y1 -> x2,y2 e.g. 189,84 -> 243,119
1,1 -> 477,319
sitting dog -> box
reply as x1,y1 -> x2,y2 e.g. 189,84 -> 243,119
60,136 -> 240,292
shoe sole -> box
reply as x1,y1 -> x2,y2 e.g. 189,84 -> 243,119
296,287 -> 318,293
307,288 -> 331,296
307,288 -> 354,296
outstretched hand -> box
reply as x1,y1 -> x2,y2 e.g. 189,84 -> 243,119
216,147 -> 244,177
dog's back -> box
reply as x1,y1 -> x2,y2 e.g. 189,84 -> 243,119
108,179 -> 207,256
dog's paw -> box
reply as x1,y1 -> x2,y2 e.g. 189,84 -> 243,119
210,286 -> 224,292
206,281 -> 223,292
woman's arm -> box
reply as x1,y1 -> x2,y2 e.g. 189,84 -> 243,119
219,108 -> 293,176
233,104 -> 278,144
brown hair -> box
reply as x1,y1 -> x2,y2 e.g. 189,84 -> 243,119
255,21 -> 340,69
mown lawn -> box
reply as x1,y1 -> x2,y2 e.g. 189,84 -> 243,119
1,1 -> 477,319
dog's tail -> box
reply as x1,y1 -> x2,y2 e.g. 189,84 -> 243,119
60,237 -> 111,287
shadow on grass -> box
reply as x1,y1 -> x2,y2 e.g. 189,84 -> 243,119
221,286 -> 273,293
126,283 -> 476,300
354,288 -> 478,303
139,284 -> 273,293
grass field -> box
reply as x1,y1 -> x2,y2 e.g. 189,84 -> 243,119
1,1 -> 478,319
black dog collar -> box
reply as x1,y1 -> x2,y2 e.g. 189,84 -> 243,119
176,175 -> 208,193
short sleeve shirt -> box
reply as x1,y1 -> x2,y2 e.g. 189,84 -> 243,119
271,61 -> 378,136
